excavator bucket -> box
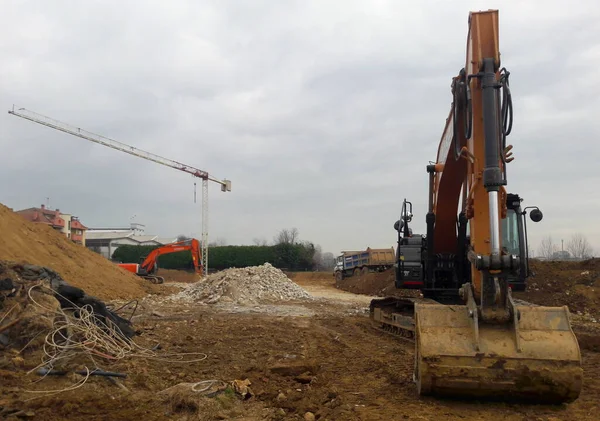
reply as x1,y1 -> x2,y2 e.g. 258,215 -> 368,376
414,303 -> 583,403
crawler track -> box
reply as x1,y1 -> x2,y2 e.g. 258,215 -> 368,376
369,296 -> 539,341
142,275 -> 165,284
369,297 -> 432,341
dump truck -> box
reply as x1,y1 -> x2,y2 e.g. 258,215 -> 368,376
333,247 -> 395,282
369,9 -> 582,403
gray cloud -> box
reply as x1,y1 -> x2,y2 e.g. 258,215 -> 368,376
1,0 -> 599,259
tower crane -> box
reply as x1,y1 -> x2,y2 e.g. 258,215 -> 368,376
8,106 -> 231,274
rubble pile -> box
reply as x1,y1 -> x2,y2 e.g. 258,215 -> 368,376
170,263 -> 312,305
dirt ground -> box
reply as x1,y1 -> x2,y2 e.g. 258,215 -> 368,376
158,268 -> 201,283
2,269 -> 600,420
515,259 -> 600,318
333,269 -> 421,299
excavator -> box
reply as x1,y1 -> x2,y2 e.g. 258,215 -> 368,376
117,238 -> 202,284
370,10 -> 583,403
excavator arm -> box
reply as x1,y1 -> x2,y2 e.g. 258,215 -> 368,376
412,10 -> 583,402
118,238 -> 203,283
139,239 -> 202,276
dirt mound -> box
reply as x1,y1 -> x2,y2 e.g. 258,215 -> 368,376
336,269 -> 421,298
514,259 -> 600,318
157,268 -> 199,283
0,203 -> 154,300
335,259 -> 600,318
169,263 -> 312,305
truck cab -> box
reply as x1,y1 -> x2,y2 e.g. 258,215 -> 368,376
333,255 -> 344,280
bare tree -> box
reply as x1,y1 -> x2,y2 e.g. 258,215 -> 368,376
208,237 -> 227,247
321,252 -> 336,270
312,244 -> 323,270
274,228 -> 299,245
566,233 -> 594,259
252,237 -> 268,246
177,234 -> 191,242
539,236 -> 557,259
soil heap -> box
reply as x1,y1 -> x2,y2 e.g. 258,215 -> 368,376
335,259 -> 600,318
336,268 -> 421,298
514,259 -> 600,318
170,263 -> 312,305
0,203 -> 153,300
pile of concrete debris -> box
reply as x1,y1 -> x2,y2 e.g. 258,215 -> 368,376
169,263 -> 312,305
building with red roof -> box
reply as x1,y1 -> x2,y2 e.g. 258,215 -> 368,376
15,204 -> 88,246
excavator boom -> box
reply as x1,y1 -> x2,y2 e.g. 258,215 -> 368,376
118,238 -> 203,283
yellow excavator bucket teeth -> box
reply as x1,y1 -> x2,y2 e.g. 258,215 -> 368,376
414,303 -> 583,403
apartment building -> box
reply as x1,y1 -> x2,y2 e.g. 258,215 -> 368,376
15,204 -> 88,246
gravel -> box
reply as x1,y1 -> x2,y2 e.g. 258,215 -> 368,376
168,263 -> 312,305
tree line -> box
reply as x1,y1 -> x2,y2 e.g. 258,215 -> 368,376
536,233 -> 595,260
111,228 -> 337,272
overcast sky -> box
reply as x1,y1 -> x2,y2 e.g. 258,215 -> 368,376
1,0 -> 599,258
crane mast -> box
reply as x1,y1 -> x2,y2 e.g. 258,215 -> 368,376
8,106 -> 231,274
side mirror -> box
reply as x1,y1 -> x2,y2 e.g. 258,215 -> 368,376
530,208 -> 543,223
394,220 -> 401,231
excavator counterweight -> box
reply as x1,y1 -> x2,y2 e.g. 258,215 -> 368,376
370,9 -> 582,403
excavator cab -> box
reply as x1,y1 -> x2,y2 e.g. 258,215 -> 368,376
393,200 -> 425,290
394,193 -> 539,295
502,193 -> 543,291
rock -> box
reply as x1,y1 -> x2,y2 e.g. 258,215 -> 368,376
304,412 -> 316,421
167,263 -> 312,306
7,410 -> 35,418
269,361 -> 319,377
294,372 -> 314,384
10,356 -> 24,368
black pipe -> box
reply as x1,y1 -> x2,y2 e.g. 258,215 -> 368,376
456,211 -> 468,283
522,210 -> 531,276
425,166 -> 436,285
37,367 -> 127,378
402,200 -> 411,238
481,57 -> 506,192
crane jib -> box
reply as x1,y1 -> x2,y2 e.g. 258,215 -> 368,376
8,106 -> 231,275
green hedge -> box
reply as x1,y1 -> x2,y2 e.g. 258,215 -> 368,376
112,243 -> 316,271
111,245 -> 195,270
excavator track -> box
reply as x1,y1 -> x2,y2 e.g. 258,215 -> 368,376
143,275 -> 165,284
369,296 -> 437,341
370,296 -> 541,341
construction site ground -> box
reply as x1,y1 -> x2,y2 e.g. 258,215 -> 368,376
3,268 -> 600,420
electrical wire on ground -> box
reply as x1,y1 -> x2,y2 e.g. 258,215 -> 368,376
18,283 -> 208,398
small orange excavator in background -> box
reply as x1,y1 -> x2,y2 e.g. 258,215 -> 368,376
117,238 -> 203,284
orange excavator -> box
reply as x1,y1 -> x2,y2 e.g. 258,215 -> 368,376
117,238 -> 202,284
370,10 -> 583,403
